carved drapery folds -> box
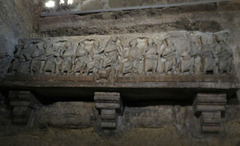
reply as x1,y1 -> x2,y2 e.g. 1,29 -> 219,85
8,31 -> 234,81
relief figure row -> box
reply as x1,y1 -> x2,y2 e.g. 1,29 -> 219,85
9,34 -> 233,78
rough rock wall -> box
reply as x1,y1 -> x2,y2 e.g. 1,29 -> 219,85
0,0 -> 41,81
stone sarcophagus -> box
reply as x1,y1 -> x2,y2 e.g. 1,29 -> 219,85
6,31 -> 235,81
0,31 -> 239,134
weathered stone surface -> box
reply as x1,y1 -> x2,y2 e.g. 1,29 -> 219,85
124,106 -> 174,128
6,31 -> 235,82
224,105 -> 240,139
200,112 -> 221,124
101,121 -> 116,129
176,106 -> 203,138
194,105 -> 226,113
36,102 -> 94,128
38,2 -> 240,86
95,103 -> 121,109
42,0 -> 229,12
0,0 -> 40,81
39,2 -> 240,37
0,0 -> 240,145
195,94 -> 227,103
0,105 -> 10,128
94,92 -> 120,101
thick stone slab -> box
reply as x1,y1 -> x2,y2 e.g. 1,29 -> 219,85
100,115 -> 116,120
94,92 -> 120,102
194,94 -> 227,104
101,109 -> 116,115
10,101 -> 31,106
6,31 -> 235,85
201,125 -> 221,133
95,103 -> 121,110
101,121 -> 116,129
194,105 -> 226,113
200,111 -> 221,124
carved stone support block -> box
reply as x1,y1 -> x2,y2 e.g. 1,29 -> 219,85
8,91 -> 34,125
101,109 -> 116,120
201,125 -> 221,133
12,106 -> 31,124
101,121 -> 116,129
94,92 -> 123,130
193,93 -> 226,133
200,111 -> 221,124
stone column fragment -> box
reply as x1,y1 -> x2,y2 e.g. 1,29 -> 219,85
94,92 -> 123,130
8,91 -> 34,124
193,93 -> 227,133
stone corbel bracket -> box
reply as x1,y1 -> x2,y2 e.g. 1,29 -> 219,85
94,92 -> 123,130
8,91 -> 35,124
193,93 -> 227,133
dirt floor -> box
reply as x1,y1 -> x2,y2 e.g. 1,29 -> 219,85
0,126 -> 240,146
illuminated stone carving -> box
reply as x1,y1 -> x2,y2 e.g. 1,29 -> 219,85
8,31 -> 234,80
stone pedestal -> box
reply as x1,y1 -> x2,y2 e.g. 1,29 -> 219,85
94,92 -> 123,130
8,91 -> 34,124
193,93 -> 227,133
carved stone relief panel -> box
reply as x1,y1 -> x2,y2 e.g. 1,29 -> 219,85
8,31 -> 234,81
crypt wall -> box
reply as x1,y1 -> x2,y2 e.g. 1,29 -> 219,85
0,0 -> 240,145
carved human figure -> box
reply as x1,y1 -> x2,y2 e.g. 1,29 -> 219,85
202,36 -> 216,75
121,47 -> 133,76
214,33 -> 232,74
103,37 -> 121,69
10,40 -> 31,74
179,46 -> 194,74
84,39 -> 103,75
99,37 -> 121,81
29,40 -> 45,75
123,37 -> 147,75
143,39 -> 158,74
73,42 -> 88,75
43,41 -> 61,75
9,31 -> 234,78
157,38 -> 176,74
59,41 -> 75,75
191,34 -> 203,74
9,58 -> 19,74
